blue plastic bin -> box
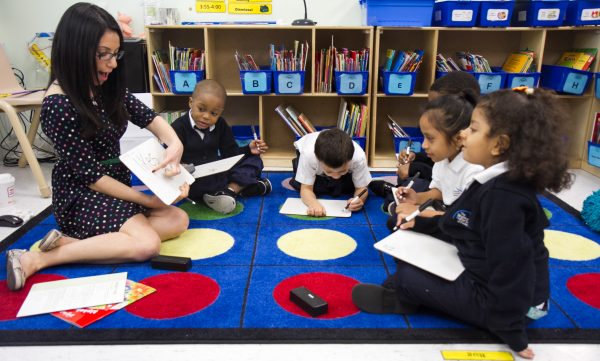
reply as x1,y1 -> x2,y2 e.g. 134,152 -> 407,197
565,0 -> 600,26
381,71 -> 417,95
478,1 -> 515,26
540,64 -> 591,95
335,71 -> 369,95
273,71 -> 305,94
394,127 -> 424,154
432,0 -> 480,27
169,70 -> 205,94
512,0 -> 568,27
588,141 -> 600,168
232,125 -> 260,147
474,69 -> 507,94
596,73 -> 600,99
359,0 -> 435,26
240,69 -> 272,94
435,70 -> 475,79
505,71 -> 541,88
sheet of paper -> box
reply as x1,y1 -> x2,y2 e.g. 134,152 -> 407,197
17,272 -> 127,318
279,198 -> 352,218
192,154 -> 244,178
119,138 -> 195,204
374,229 -> 464,281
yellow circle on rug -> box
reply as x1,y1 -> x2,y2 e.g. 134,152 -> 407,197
30,240 -> 42,252
277,229 -> 356,261
160,228 -> 234,260
544,230 -> 600,261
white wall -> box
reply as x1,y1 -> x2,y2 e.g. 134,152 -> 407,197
0,0 -> 363,88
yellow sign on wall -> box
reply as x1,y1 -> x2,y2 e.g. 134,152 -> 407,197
196,0 -> 226,13
228,1 -> 272,15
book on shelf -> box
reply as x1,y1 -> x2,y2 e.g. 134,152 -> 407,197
337,98 -> 368,137
274,104 -> 302,137
158,109 -> 187,124
592,112 -> 600,144
556,48 -> 597,71
502,51 -> 535,73
152,49 -> 172,92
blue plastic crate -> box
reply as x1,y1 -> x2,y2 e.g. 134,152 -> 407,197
596,73 -> 600,99
273,71 -> 305,94
359,0 -> 435,26
335,71 -> 369,95
169,70 -> 205,94
381,70 -> 417,95
474,69 -> 507,94
512,0 -> 568,27
505,71 -> 541,88
240,69 -> 272,94
540,64 -> 591,95
565,0 -> 600,26
232,125 -> 260,147
478,0 -> 515,26
588,141 -> 600,168
394,127 -> 424,154
432,0 -> 480,27
435,70 -> 475,79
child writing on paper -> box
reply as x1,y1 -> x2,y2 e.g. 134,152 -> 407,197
386,91 -> 484,229
369,71 -> 481,215
171,79 -> 271,214
5,3 -> 190,291
290,128 -> 372,217
353,88 -> 573,359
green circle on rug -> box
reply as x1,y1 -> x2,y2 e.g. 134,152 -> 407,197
277,229 -> 356,260
160,228 -> 234,260
544,230 -> 600,261
278,205 -> 335,221
544,208 -> 552,220
180,200 -> 243,220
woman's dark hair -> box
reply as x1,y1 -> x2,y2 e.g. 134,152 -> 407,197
49,2 -> 128,138
476,88 -> 572,192
422,89 -> 477,143
314,128 -> 355,168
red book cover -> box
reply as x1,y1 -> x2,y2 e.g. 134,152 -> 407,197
51,280 -> 155,328
592,112 -> 600,144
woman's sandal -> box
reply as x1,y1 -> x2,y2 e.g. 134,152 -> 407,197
38,229 -> 63,252
6,249 -> 27,291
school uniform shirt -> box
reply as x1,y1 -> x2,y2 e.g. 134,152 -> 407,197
413,162 -> 550,352
429,151 -> 484,206
171,112 -> 251,165
293,131 -> 372,188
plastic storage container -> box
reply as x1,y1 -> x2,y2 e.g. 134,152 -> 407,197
588,141 -> 600,168
565,0 -> 600,26
359,0 -> 435,26
540,64 -> 591,95
432,0 -> 480,27
474,69 -> 507,94
169,70 -> 205,94
394,127 -> 424,154
381,70 -> 417,95
273,71 -> 305,94
232,125 -> 260,147
435,70 -> 475,80
240,69 -> 272,94
477,0 -> 515,27
512,0 -> 568,27
335,71 -> 369,95
596,73 -> 600,99
505,71 -> 541,88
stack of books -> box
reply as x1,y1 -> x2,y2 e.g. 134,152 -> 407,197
436,52 -> 492,73
386,114 -> 409,138
274,104 -> 316,137
335,47 -> 370,72
383,49 -> 424,72
591,112 -> 600,144
152,49 -> 172,93
168,42 -> 205,72
315,36 -> 336,93
234,50 -> 260,71
337,99 -> 368,138
502,50 -> 536,73
556,48 -> 597,71
270,41 -> 309,71
158,109 -> 187,124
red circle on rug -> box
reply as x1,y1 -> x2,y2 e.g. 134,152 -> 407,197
273,272 -> 360,319
126,273 -> 220,319
566,273 -> 600,310
0,274 -> 67,321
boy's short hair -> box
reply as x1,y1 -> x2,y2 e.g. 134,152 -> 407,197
191,79 -> 227,103
314,128 -> 354,168
430,72 -> 481,98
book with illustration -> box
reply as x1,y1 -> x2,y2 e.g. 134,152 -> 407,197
51,280 -> 155,328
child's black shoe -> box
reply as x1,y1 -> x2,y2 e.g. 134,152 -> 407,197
202,188 -> 237,214
351,283 -> 418,314
239,178 -> 272,197
368,180 -> 395,197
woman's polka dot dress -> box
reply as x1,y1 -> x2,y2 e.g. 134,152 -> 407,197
40,91 -> 156,239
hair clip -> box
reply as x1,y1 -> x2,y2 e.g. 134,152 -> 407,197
512,86 -> 534,95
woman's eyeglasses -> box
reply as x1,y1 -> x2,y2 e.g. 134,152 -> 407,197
96,50 -> 125,61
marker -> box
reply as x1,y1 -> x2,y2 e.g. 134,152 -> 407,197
397,171 -> 421,202
185,197 -> 196,205
251,124 -> 261,152
345,188 -> 368,210
393,198 -> 434,231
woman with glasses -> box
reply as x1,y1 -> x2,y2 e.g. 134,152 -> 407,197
5,2 -> 190,291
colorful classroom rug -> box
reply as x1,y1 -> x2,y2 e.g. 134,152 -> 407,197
1,172 -> 599,346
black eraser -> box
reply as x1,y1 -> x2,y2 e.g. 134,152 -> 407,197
151,255 -> 192,272
289,286 -> 328,317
